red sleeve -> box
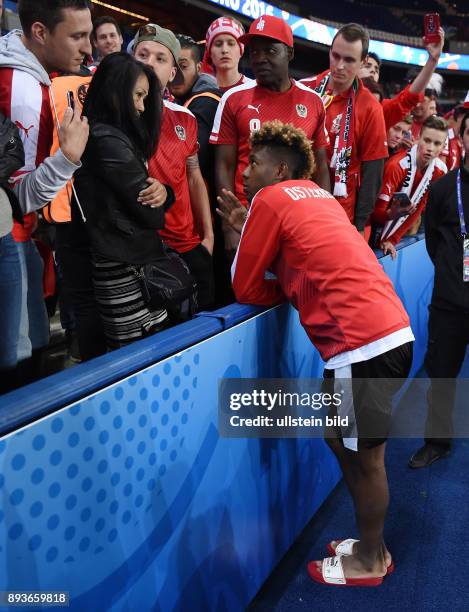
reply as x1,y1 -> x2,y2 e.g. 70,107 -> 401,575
371,157 -> 404,224
358,97 -> 388,162
209,95 -> 237,145
232,195 -> 285,306
382,85 -> 424,130
311,98 -> 329,150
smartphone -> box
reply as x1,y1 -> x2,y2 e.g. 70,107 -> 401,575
393,192 -> 412,209
66,90 -> 75,111
403,130 -> 412,140
424,13 -> 441,44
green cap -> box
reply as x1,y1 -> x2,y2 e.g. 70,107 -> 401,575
132,23 -> 184,85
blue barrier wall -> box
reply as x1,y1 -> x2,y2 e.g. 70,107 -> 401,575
0,239 -> 433,611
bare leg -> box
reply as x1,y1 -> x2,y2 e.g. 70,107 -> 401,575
323,438 -> 390,576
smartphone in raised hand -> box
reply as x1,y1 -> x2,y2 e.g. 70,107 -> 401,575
424,13 -> 441,44
66,90 -> 75,112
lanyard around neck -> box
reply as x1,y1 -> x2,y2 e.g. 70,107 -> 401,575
457,169 -> 467,237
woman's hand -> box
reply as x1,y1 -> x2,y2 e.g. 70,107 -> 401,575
138,177 -> 167,208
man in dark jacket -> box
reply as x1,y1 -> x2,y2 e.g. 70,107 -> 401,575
409,112 -> 469,468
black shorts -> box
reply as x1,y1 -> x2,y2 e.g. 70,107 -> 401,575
323,341 -> 413,448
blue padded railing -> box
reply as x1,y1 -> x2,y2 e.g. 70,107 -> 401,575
0,233 -> 425,437
0,304 -> 267,436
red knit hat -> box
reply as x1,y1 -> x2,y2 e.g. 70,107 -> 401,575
201,17 -> 245,75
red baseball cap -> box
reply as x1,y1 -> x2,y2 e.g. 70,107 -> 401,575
239,15 -> 294,47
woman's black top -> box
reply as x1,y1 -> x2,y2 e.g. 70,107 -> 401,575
74,122 -> 174,265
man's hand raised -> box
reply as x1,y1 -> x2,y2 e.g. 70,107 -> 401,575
424,27 -> 445,63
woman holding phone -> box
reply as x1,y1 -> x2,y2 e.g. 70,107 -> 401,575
73,52 -> 175,350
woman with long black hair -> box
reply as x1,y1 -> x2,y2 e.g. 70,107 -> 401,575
74,52 -> 175,350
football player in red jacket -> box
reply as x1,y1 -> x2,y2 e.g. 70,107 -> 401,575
218,120 -> 414,587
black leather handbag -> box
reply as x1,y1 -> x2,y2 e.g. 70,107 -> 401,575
131,246 -> 197,314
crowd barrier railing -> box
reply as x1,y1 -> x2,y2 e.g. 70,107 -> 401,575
0,236 -> 433,611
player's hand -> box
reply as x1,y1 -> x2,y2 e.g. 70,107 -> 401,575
387,197 -> 416,220
216,188 -> 247,234
424,27 -> 445,62
381,241 -> 398,260
59,106 -> 89,165
138,177 -> 167,207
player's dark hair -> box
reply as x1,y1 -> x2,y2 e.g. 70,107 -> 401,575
250,120 -> 315,179
19,0 -> 91,36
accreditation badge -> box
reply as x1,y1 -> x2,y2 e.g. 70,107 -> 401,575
464,238 -> 469,282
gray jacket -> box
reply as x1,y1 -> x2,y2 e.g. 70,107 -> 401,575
0,30 -> 80,214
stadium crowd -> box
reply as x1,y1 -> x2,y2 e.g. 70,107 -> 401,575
0,0 -> 468,393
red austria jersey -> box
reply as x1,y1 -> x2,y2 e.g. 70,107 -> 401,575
148,100 -> 201,253
232,179 -> 410,361
210,80 -> 329,207
0,67 -> 53,242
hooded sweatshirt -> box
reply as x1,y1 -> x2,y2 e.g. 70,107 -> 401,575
0,30 -> 80,240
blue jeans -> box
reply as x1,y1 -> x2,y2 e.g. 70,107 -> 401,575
16,239 -> 49,362
0,233 -> 22,369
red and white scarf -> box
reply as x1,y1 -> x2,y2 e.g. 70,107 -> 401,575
315,72 -> 357,198
381,144 -> 437,240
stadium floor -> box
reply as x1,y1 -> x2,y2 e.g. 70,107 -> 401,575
248,354 -> 469,612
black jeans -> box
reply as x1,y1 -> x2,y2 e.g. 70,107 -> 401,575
424,305 -> 469,448
180,243 -> 214,310
55,224 -> 107,361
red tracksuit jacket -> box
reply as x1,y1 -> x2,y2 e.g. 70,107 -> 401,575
232,179 -> 410,361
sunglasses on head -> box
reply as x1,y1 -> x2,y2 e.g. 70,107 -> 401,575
138,24 -> 159,37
